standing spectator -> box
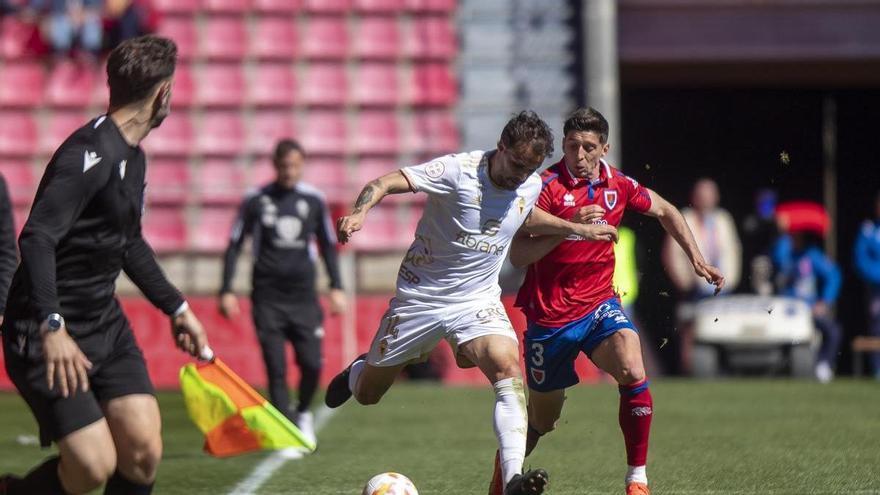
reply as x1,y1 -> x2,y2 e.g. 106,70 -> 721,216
662,178 -> 741,372
0,174 -> 18,327
773,231 -> 841,383
854,191 -> 880,380
30,0 -> 103,60
219,139 -> 346,446
741,189 -> 779,296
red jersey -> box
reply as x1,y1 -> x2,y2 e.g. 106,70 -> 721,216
515,159 -> 652,326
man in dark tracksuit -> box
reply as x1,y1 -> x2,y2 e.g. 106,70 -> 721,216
0,174 -> 18,326
0,36 -> 209,495
219,139 -> 345,445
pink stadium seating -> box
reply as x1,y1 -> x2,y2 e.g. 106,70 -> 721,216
145,159 -> 190,205
301,112 -> 346,156
191,207 -> 238,253
151,0 -> 202,14
204,0 -> 252,13
303,0 -> 350,14
302,17 -> 348,60
350,205 -> 412,250
46,60 -> 95,108
196,111 -> 244,156
40,111 -> 88,155
411,110 -> 458,156
13,205 -> 29,235
250,17 -> 298,60
142,208 -> 187,253
201,17 -> 247,60
0,62 -> 44,107
352,63 -> 399,106
0,17 -> 39,60
404,0 -> 455,13
253,0 -> 301,13
247,110 -> 296,154
198,159 -> 245,205
156,17 -> 197,60
408,63 -> 456,106
142,112 -> 193,157
353,0 -> 403,13
0,160 -> 35,206
353,17 -> 400,60
0,112 -> 37,157
250,160 -> 275,186
197,64 -> 245,107
300,158 -> 349,203
248,64 -> 297,107
301,64 -> 347,106
353,111 -> 398,155
405,17 -> 456,60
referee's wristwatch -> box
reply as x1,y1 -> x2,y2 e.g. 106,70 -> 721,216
42,313 -> 65,335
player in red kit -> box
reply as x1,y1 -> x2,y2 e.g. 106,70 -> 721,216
487,108 -> 725,495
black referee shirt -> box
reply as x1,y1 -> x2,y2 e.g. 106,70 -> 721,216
5,115 -> 184,327
0,175 -> 17,315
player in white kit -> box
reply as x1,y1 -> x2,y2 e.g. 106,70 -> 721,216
325,112 -> 617,495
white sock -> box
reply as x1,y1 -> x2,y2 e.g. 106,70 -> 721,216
626,465 -> 647,485
348,359 -> 366,395
493,377 -> 527,488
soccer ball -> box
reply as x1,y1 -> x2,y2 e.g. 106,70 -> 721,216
362,472 -> 419,495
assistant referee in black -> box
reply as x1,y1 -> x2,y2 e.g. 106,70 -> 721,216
1,36 -> 209,495
219,139 -> 346,445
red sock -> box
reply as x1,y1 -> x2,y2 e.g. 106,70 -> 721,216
618,378 -> 652,467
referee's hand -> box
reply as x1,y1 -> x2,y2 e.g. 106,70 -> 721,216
41,326 -> 92,398
171,309 -> 210,358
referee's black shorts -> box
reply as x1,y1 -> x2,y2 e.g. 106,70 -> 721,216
2,304 -> 154,447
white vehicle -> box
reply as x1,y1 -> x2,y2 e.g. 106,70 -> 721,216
691,295 -> 815,378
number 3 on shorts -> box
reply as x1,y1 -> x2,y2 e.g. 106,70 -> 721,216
531,342 -> 544,367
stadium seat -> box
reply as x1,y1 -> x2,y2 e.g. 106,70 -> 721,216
250,160 -> 276,187
196,111 -> 244,156
250,17 -> 298,60
146,159 -> 190,205
301,64 -> 347,106
40,111 -> 88,155
352,17 -> 400,60
0,111 -> 37,157
302,17 -> 348,60
0,62 -> 45,108
142,112 -> 193,157
353,111 -> 399,156
46,60 -> 95,108
167,63 -> 194,107
151,0 -> 202,14
191,207 -> 238,253
247,110 -> 297,154
253,0 -> 301,13
303,0 -> 350,13
248,64 -> 297,107
300,158 -> 349,203
405,17 -> 456,60
204,0 -> 252,13
407,63 -> 457,106
353,0 -> 404,13
198,159 -> 245,205
0,160 -> 35,206
352,63 -> 399,107
0,17 -> 39,60
349,205 -> 410,250
197,64 -> 245,107
300,112 -> 346,156
411,110 -> 459,156
142,207 -> 187,253
404,0 -> 455,13
201,17 -> 247,60
156,16 -> 197,60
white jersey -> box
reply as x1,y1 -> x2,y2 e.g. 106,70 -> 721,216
395,150 -> 542,303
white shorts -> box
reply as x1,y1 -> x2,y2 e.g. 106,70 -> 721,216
366,297 -> 519,368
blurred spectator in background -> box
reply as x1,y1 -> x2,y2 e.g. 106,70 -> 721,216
854,191 -> 880,380
773,231 -> 841,383
0,174 -> 18,327
29,0 -> 103,61
741,188 -> 779,295
663,178 -> 740,373
103,0 -> 156,51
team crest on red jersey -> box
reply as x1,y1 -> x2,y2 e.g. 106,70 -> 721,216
604,189 -> 618,210
530,367 -> 545,384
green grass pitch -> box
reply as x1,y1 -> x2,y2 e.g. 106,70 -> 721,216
1,380 -> 878,494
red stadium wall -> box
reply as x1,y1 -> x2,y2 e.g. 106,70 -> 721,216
0,295 -> 602,390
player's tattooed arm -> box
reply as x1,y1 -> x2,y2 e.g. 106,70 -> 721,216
645,188 -> 725,293
338,171 -> 411,243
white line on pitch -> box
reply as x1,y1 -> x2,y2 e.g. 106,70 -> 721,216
226,405 -> 338,495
